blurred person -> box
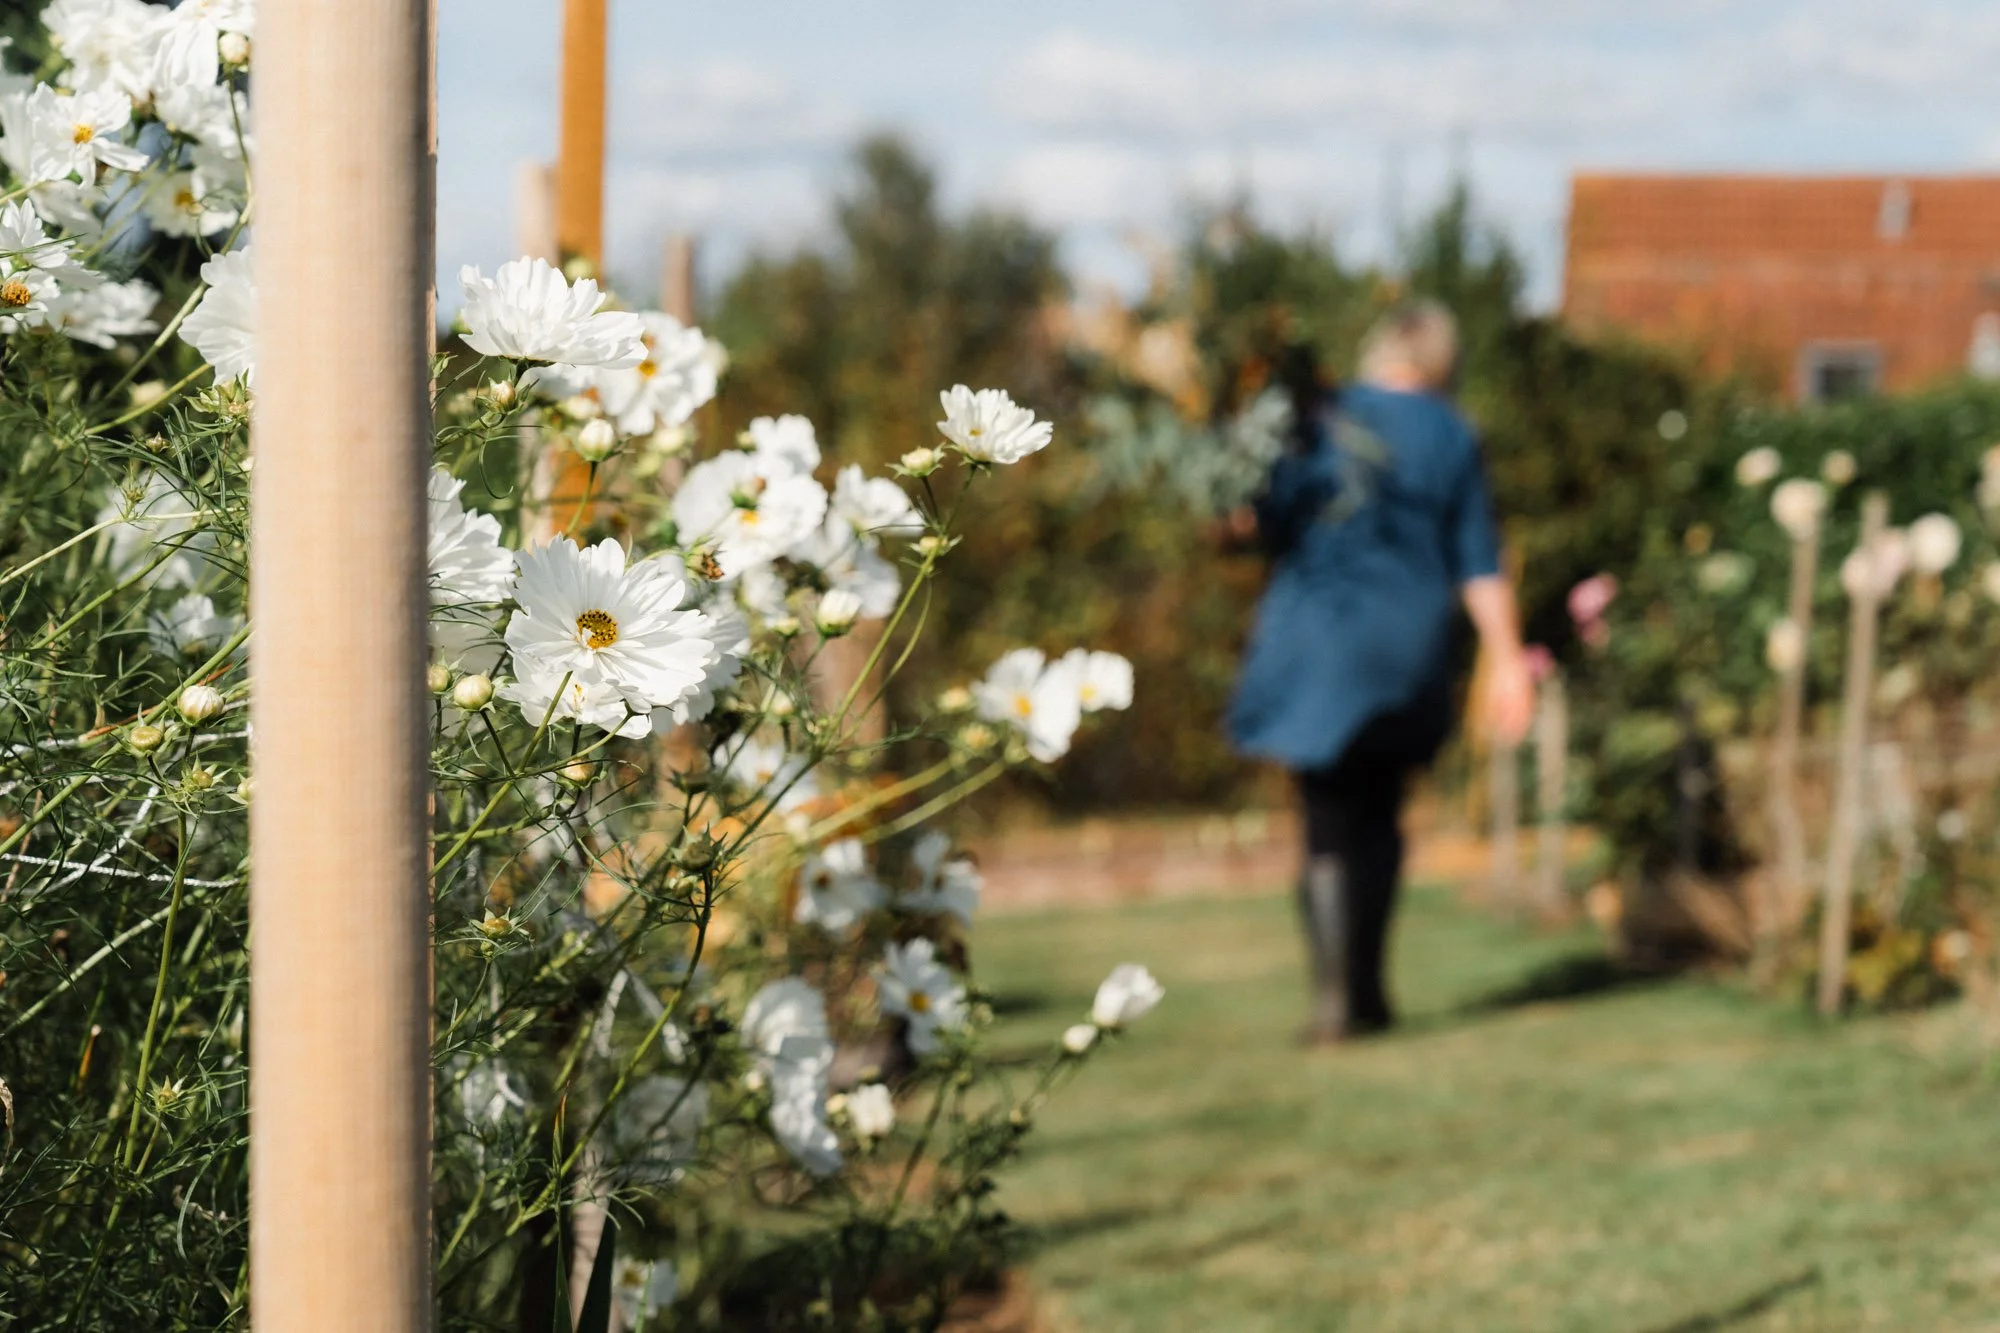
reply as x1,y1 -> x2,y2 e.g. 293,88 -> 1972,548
1228,302 -> 1533,1044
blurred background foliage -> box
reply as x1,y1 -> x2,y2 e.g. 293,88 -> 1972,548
704,136 -> 2000,884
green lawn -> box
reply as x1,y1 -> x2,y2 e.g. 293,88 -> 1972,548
977,887 -> 2000,1333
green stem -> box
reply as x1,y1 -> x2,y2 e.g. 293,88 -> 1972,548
119,815 -> 193,1170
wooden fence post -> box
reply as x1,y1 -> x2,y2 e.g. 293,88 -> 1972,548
250,0 -> 434,1326
1760,523 -> 1819,973
556,0 -> 608,269
1533,671 -> 1569,918
1817,492 -> 1889,1017
1489,737 -> 1520,909
661,232 -> 698,324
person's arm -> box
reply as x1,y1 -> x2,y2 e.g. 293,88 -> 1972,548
1462,574 -> 1534,747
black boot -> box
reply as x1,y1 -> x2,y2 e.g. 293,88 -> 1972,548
1298,854 -> 1351,1044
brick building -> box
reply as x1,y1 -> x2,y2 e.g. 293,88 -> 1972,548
1563,174 -> 2000,402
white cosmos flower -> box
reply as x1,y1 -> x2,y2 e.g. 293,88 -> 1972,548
671,449 -> 828,578
789,515 -> 903,618
590,312 -> 717,437
710,735 -> 819,811
902,830 -> 981,927
427,469 -> 513,669
180,248 -> 255,383
768,1033 -> 842,1176
458,257 -> 646,368
744,413 -> 820,474
1822,450 -> 1857,487
612,1259 -> 678,1327
52,278 -> 158,348
1769,478 -> 1826,542
1733,446 -> 1781,489
1907,513 -> 1962,575
830,464 -> 921,541
937,385 -> 1052,465
143,168 -> 238,239
876,937 -> 968,1056
151,0 -> 254,94
499,537 -> 717,737
653,602 -> 748,728
610,1075 -> 708,1186
845,1083 -> 895,1141
741,976 -> 829,1064
148,592 -> 237,659
43,0 -> 167,100
1060,648 -> 1134,713
0,198 -> 73,273
0,83 -> 146,186
794,838 -> 886,933
1090,963 -> 1164,1029
973,647 -> 1083,763
98,471 -> 211,588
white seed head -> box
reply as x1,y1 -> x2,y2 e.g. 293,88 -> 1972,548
451,673 -> 495,711
176,684 -> 225,724
574,418 -> 619,463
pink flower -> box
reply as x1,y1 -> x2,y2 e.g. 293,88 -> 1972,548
1523,644 -> 1557,684
1567,574 -> 1619,626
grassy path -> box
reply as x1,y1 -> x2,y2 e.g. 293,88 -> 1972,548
978,887 -> 2000,1333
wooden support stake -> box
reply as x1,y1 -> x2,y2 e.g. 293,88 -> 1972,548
516,160 -> 559,262
1760,525 -> 1819,970
661,232 -> 698,325
556,0 -> 608,268
1489,738 -> 1520,909
250,0 -> 434,1327
1816,492 -> 1889,1017
1533,671 -> 1569,918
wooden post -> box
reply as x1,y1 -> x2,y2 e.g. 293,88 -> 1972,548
1489,738 -> 1520,908
1817,492 -> 1889,1017
1533,672 -> 1569,918
516,161 -> 559,262
250,0 -> 433,1327
661,232 -> 698,324
556,0 -> 608,268
1760,526 -> 1819,972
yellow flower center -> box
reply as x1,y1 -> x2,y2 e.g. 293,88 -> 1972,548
1080,684 -> 1099,705
72,123 -> 95,145
174,187 -> 198,213
1012,693 -> 1034,719
575,608 -> 619,650
908,991 -> 932,1014
738,509 -> 760,527
0,279 -> 30,309
637,358 -> 658,379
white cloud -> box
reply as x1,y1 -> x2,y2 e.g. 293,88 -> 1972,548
619,59 -> 863,161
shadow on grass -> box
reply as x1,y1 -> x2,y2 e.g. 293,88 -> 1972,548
1637,1268 -> 1820,1333
988,989 -> 1063,1020
1460,949 -> 1663,1015
1014,1206 -> 1155,1262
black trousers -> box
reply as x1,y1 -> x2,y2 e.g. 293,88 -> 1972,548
1295,705 -> 1432,1031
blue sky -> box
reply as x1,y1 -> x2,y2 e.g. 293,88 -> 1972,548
439,0 -> 2000,311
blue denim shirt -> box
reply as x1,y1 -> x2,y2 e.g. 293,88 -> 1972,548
1227,384 -> 1501,771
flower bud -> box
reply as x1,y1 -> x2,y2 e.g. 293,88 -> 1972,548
560,393 -> 601,421
916,534 -> 947,559
234,775 -> 253,804
899,446 -> 941,477
176,684 -> 225,724
451,673 -> 494,711
478,911 -> 514,939
218,30 -> 251,65
182,764 -> 217,792
766,690 -> 797,718
486,378 -> 516,408
937,686 -> 972,713
426,662 -> 453,695
960,722 -> 996,753
574,417 -> 618,463
650,423 -> 693,457
767,614 -> 801,640
814,588 -> 864,637
684,546 -> 723,583
561,758 -> 597,788
128,723 -> 165,754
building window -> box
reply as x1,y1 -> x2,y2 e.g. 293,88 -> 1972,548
1799,342 -> 1882,403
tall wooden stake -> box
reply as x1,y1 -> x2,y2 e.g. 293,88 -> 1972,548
1759,525 -> 1819,974
1816,492 -> 1888,1017
516,160 -> 559,262
1533,671 -> 1569,919
1489,738 -> 1520,908
556,0 -> 608,268
661,232 -> 697,324
251,0 -> 434,1326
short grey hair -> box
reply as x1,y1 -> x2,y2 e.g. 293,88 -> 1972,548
1358,299 -> 1460,389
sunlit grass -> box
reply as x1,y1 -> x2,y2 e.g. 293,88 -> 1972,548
980,886 -> 2000,1332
